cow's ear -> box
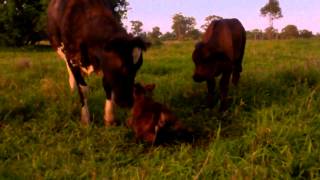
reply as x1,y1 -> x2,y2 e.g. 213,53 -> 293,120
132,47 -> 142,65
131,37 -> 151,64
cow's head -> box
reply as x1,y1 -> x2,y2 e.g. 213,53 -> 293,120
192,42 -> 226,82
97,36 -> 150,107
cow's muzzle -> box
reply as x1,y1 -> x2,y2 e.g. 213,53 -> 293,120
193,74 -> 206,82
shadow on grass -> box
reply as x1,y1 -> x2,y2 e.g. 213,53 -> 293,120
0,98 -> 46,124
164,66 -> 320,146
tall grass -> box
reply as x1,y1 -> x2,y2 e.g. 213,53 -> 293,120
0,40 -> 320,179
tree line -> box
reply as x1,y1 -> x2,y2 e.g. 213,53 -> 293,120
0,0 -> 318,47
247,26 -> 317,40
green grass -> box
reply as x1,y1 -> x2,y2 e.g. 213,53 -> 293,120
1,39 -> 320,179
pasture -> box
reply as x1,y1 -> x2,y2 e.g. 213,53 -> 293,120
0,39 -> 320,179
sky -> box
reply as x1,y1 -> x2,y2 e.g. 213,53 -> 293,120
123,0 -> 320,33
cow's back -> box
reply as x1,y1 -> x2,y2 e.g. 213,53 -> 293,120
203,19 -> 246,62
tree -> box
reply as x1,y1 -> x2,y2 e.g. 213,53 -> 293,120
247,29 -> 264,40
171,13 -> 196,40
149,27 -> 162,39
201,15 -> 222,31
281,25 -> 299,39
160,32 -> 176,41
147,26 -> 162,45
299,29 -> 313,39
107,0 -> 129,21
0,0 -> 44,46
186,29 -> 202,40
264,27 -> 279,39
260,0 -> 283,28
130,20 -> 144,36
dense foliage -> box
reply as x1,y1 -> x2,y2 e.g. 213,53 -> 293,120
260,0 -> 283,28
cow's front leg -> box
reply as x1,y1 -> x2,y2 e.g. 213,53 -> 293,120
79,85 -> 90,125
103,78 -> 116,127
72,66 -> 90,125
219,71 -> 231,112
104,98 -> 115,126
207,78 -> 217,108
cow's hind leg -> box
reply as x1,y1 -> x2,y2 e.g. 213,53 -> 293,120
57,45 -> 90,125
69,64 -> 91,125
232,61 -> 242,86
207,79 -> 218,108
219,71 -> 232,112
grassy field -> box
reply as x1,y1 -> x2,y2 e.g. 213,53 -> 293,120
0,39 -> 320,179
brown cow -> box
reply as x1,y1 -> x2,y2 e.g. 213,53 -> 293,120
47,0 -> 150,125
127,83 -> 190,144
192,18 -> 246,111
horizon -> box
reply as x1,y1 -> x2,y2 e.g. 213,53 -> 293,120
123,0 -> 320,34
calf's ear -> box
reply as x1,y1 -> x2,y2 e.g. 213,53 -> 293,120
144,84 -> 156,92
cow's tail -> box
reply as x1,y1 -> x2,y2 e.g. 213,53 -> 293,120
232,26 -> 246,86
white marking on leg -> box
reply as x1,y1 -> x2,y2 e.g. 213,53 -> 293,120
57,45 -> 66,60
81,65 -> 94,75
80,85 -> 90,125
65,61 -> 76,91
56,44 -> 76,91
104,98 -> 115,126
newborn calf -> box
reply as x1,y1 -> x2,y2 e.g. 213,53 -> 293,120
127,83 -> 190,144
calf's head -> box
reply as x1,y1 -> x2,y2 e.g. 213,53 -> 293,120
133,83 -> 155,101
98,37 -> 150,107
192,42 -> 226,82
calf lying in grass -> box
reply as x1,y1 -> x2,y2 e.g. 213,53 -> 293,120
127,83 -> 192,144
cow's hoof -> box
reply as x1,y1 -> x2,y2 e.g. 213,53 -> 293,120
207,94 -> 219,108
104,119 -> 118,127
219,97 -> 232,112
